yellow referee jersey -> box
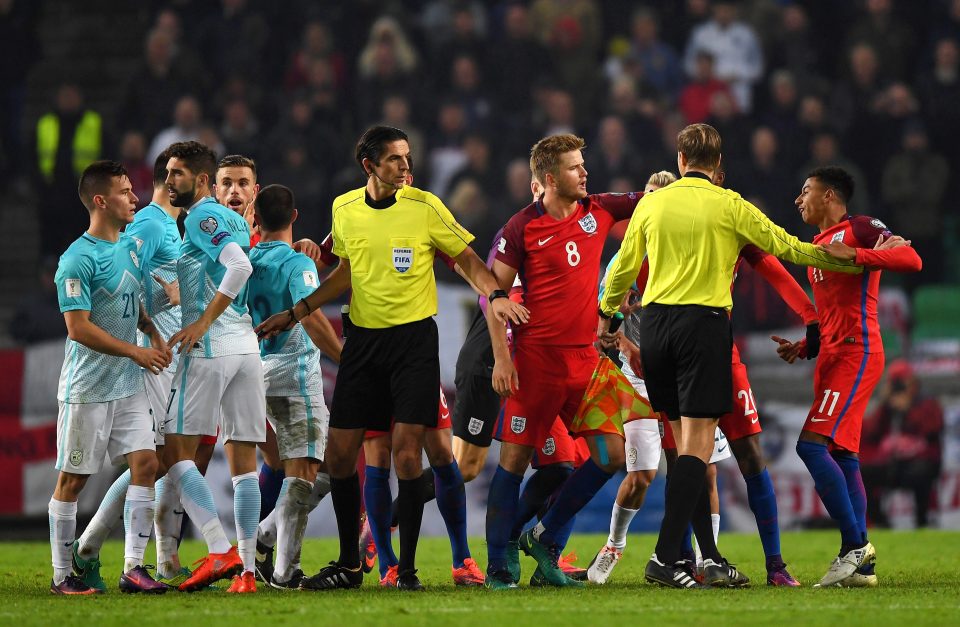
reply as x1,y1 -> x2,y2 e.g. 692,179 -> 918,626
331,185 -> 474,328
601,174 -> 860,316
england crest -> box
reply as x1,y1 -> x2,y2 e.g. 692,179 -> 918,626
468,417 -> 484,436
510,415 -> 526,434
541,437 -> 556,456
393,247 -> 413,273
578,213 -> 597,234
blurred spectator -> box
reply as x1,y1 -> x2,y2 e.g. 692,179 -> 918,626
530,0 -> 603,115
428,100 -> 469,195
606,77 -> 661,161
847,0 -> 916,80
916,38 -> 960,181
448,54 -> 493,129
659,0 -> 712,52
9,256 -> 63,344
380,95 -> 425,160
261,140 -> 327,238
429,2 -> 487,84
539,88 -> 578,137
119,28 -> 201,139
798,131 -> 871,217
767,4 -> 818,83
679,51 -> 734,123
196,0 -> 269,81
731,126 -> 794,225
119,131 -> 152,208
625,7 -> 684,103
705,89 -> 751,164
684,0 -> 763,113
448,132 -> 498,196
356,16 -> 419,127
302,57 -> 351,135
446,178 -> 493,260
861,360 -> 944,528
31,83 -> 106,256
264,96 -> 341,184
220,100 -> 260,160
501,158 -> 537,213
488,3 -> 553,128
880,120 -> 949,283
210,77 -> 265,133
0,0 -> 39,179
761,70 -> 805,170
148,94 -> 204,163
584,115 -> 642,193
284,20 -> 348,93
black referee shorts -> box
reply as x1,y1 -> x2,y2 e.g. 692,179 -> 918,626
638,303 -> 733,422
451,308 -> 500,447
330,317 -> 440,432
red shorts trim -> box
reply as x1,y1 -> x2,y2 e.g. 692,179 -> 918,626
365,387 -> 451,439
802,351 -> 884,453
718,360 -> 763,441
494,344 -> 597,449
199,425 -> 219,446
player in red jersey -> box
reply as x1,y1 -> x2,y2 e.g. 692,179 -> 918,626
775,167 -> 921,588
484,134 -> 642,589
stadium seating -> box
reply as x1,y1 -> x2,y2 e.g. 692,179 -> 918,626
912,285 -> 960,340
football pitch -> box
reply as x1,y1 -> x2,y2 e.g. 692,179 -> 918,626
3,530 -> 958,626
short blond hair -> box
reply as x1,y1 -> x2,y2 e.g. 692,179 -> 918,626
529,134 -> 586,186
646,170 -> 677,190
677,123 -> 722,170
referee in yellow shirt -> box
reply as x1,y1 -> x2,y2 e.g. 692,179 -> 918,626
599,123 -> 860,589
257,126 -> 527,591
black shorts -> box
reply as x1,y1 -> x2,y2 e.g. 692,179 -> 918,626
330,317 -> 440,432
451,308 -> 501,447
638,303 -> 732,422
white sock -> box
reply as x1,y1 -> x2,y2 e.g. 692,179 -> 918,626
123,485 -> 155,572
308,472 -> 331,509
49,498 -> 77,585
259,472 -> 330,549
168,460 -> 231,554
154,476 -> 183,578
232,471 -> 260,573
274,477 -> 312,582
607,503 -> 640,550
711,513 -> 720,546
258,510 -> 278,548
78,469 -> 129,559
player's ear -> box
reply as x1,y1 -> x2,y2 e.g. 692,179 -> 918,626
291,208 -> 298,224
362,157 -> 373,176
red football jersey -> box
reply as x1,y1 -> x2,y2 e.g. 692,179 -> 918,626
808,214 -> 921,354
497,193 -> 639,346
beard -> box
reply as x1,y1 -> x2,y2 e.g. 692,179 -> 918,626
170,182 -> 197,208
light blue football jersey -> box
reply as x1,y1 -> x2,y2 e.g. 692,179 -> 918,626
248,241 -> 323,397
55,232 -> 146,403
177,197 -> 259,357
126,202 -> 182,353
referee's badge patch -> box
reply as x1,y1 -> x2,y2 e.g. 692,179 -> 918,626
831,230 -> 845,244
578,213 -> 597,234
510,415 -> 526,434
468,417 -> 484,436
393,247 -> 413,273
542,437 -> 556,456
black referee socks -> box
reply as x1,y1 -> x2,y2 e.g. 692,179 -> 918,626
397,476 -> 426,574
331,474 -> 362,569
655,455 -> 708,564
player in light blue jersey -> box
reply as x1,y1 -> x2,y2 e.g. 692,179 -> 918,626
161,141 -> 266,594
247,184 -> 342,588
49,161 -> 170,595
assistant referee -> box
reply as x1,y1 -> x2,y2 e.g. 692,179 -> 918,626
256,126 -> 527,591
599,123 -> 861,589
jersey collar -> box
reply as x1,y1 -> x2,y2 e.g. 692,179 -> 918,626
187,195 -> 216,213
683,171 -> 712,182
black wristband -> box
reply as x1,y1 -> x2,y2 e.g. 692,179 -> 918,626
488,289 -> 508,303
597,307 -> 613,320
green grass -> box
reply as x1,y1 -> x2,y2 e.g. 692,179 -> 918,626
4,531 -> 959,626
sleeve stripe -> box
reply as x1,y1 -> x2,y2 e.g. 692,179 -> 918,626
409,197 -> 473,247
739,199 -> 855,271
